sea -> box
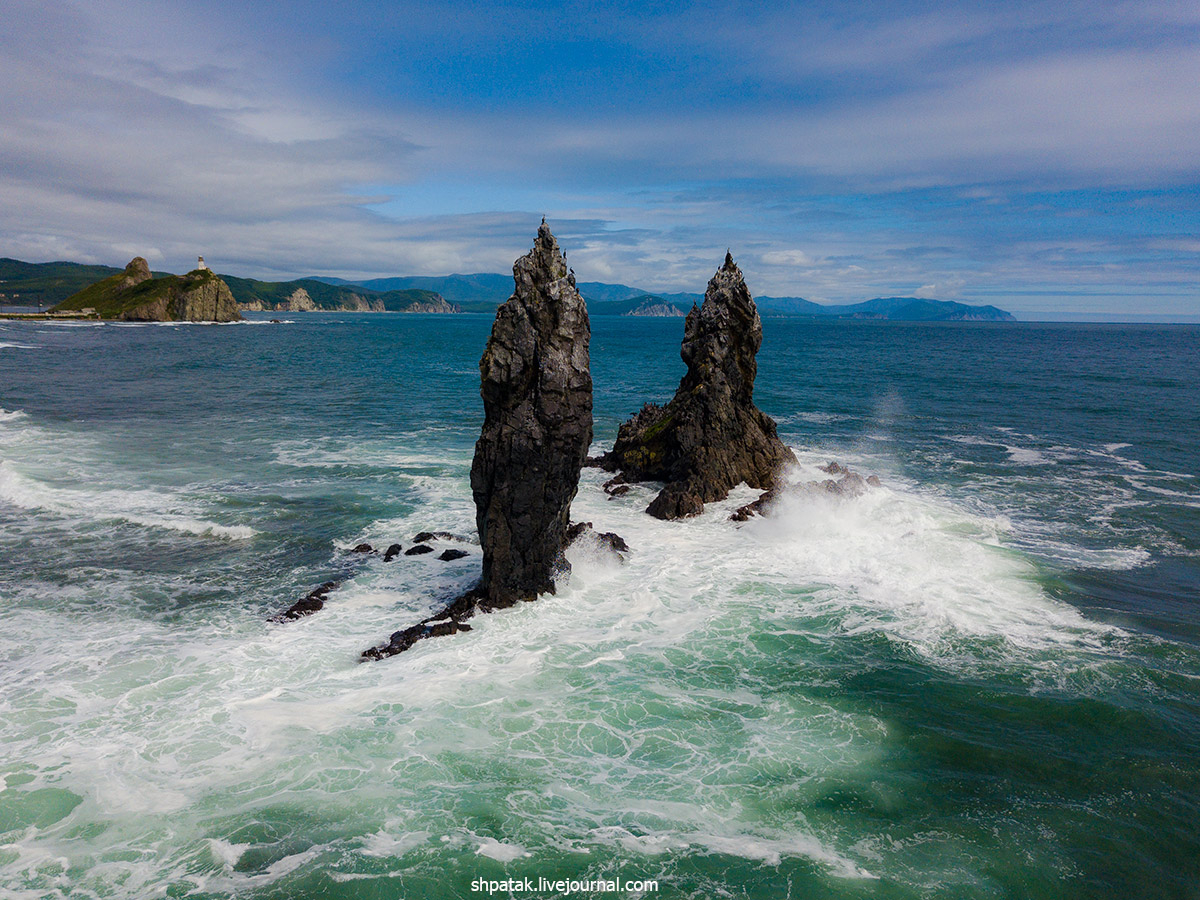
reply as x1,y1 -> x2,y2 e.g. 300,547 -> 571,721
0,312 -> 1197,900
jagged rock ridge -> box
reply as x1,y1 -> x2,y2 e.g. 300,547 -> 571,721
363,222 -> 593,660
597,252 -> 794,518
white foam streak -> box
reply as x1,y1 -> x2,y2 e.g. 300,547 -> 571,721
0,461 -> 254,539
737,458 -> 1117,665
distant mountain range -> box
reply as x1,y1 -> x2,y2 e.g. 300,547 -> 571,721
1,258 -> 1015,321
312,273 -> 1015,320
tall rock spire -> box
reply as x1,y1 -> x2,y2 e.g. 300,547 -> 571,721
472,221 -> 593,602
598,251 -> 794,519
363,222 -> 593,660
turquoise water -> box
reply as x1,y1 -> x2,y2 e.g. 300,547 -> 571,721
1,313 -> 1198,899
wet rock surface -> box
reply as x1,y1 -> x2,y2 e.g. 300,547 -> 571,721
273,581 -> 339,622
413,531 -> 458,543
565,521 -> 630,560
597,253 -> 794,519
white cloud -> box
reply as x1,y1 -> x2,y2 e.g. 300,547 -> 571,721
0,0 -> 1197,316
761,249 -> 818,267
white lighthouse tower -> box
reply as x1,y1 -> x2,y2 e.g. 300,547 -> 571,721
196,256 -> 209,271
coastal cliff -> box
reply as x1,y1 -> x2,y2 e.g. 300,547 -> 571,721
224,275 -> 458,313
52,258 -> 242,322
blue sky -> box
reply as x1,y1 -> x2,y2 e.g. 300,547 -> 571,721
2,0 -> 1198,318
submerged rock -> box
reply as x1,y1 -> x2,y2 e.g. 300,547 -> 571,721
565,521 -> 630,559
273,580 -> 339,622
361,593 -> 480,660
597,252 -> 794,518
413,531 -> 457,543
405,544 -> 434,556
363,221 -> 593,661
438,548 -> 470,561
383,543 -> 403,561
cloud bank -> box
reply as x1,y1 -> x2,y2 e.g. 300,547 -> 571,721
1,0 -> 1197,316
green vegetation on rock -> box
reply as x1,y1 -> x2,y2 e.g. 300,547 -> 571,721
0,258 -> 168,306
51,258 -> 241,322
223,275 -> 457,313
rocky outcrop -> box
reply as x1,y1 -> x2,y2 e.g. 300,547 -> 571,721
117,268 -> 242,322
597,252 -> 794,519
52,259 -> 241,322
470,221 -> 593,604
117,257 -> 152,291
273,581 -> 340,621
363,222 -> 593,661
564,521 -> 629,559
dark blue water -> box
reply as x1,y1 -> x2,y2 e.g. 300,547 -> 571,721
1,314 -> 1197,899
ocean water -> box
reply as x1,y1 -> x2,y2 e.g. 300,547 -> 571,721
0,313 -> 1198,899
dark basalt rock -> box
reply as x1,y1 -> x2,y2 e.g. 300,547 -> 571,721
350,543 -> 375,554
730,489 -> 780,522
596,252 -> 795,519
566,521 -> 630,558
413,531 -> 456,543
470,221 -> 592,604
383,543 -> 403,561
602,476 -> 631,498
362,607 -> 476,660
273,580 -> 339,622
362,222 -> 593,661
438,548 -> 470,561
405,544 -> 435,556
362,587 -> 496,660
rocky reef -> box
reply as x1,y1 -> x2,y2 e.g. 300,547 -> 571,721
52,257 -> 242,322
363,222 -> 593,660
596,252 -> 794,519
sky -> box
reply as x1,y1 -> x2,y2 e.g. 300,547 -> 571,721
2,0 -> 1199,319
